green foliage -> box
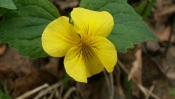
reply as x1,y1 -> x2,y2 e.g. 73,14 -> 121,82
64,73 -> 69,89
169,88 -> 175,95
0,0 -> 16,9
135,0 -> 156,19
135,0 -> 148,15
0,0 -> 60,58
0,0 -> 157,57
0,82 -> 11,99
0,91 -> 11,99
125,79 -> 132,99
80,0 -> 157,52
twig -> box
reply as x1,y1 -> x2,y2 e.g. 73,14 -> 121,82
48,89 -> 57,99
118,60 -> 129,74
55,89 -> 62,99
109,72 -> 114,99
138,84 -> 158,99
63,87 -> 76,99
34,81 -> 64,99
114,66 -> 126,98
142,44 -> 165,74
142,44 -> 172,86
164,15 -> 175,56
103,70 -> 111,95
16,84 -> 49,99
118,60 -> 160,99
145,85 -> 155,99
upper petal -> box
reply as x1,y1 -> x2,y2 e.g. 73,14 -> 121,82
64,42 -> 104,83
71,7 -> 114,38
42,16 -> 80,57
89,36 -> 117,72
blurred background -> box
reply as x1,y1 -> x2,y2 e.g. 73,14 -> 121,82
0,0 -> 175,99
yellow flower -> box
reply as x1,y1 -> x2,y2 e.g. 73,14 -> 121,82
42,7 -> 117,83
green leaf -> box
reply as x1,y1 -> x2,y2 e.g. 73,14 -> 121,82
80,0 -> 157,52
63,73 -> 69,89
0,92 -> 11,99
135,0 -> 148,15
125,78 -> 132,99
0,0 -> 17,9
142,0 -> 156,19
0,0 -> 60,58
169,88 -> 175,95
0,82 -> 11,99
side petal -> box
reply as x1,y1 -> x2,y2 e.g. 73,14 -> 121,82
71,7 -> 114,38
64,43 -> 104,83
90,36 -> 117,72
42,16 -> 80,57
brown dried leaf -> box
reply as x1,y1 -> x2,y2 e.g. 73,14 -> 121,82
157,26 -> 171,42
55,0 -> 79,10
146,40 -> 160,53
128,46 -> 142,84
12,70 -> 57,98
76,73 -> 109,99
158,5 -> 175,16
0,44 -> 6,55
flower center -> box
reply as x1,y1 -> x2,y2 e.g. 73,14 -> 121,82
77,40 -> 95,62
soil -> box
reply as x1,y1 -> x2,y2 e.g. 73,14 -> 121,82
0,0 -> 175,99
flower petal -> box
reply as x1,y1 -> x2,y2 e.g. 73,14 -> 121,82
71,7 -> 114,38
64,42 -> 104,83
90,36 -> 117,72
42,16 -> 80,57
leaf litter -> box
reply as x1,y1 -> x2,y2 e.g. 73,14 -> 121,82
0,0 -> 175,99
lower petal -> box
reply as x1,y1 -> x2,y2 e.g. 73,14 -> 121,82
64,43 -> 104,83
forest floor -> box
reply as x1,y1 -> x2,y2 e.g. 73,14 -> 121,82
0,0 -> 175,99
